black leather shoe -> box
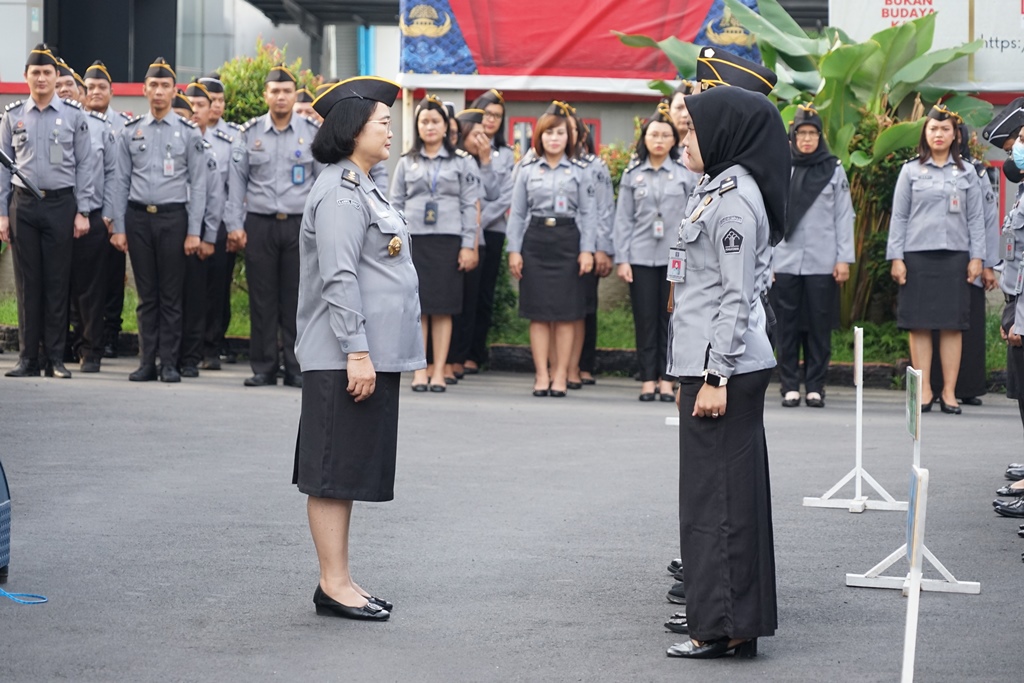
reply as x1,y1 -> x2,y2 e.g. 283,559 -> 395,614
532,388 -> 550,397
672,569 -> 685,582
667,638 -> 757,659
102,342 -> 118,359
996,485 -> 1024,497
160,365 -> 181,383
179,365 -> 200,378
313,585 -> 389,621
5,360 -> 40,377
463,366 -> 480,375
639,392 -> 656,402
995,498 -> 1024,518
567,381 -> 583,390
429,382 -> 446,393
220,349 -> 237,364
283,373 -> 303,388
939,398 -> 961,414
443,376 -> 458,385
921,400 -> 932,413
1018,528 -> 1024,539
660,392 -> 676,402
129,364 -> 158,382
80,359 -> 101,373
781,396 -> 800,408
959,396 -> 982,406
412,383 -> 428,392
453,371 -> 464,380
667,558 -> 682,574
368,595 -> 393,611
805,394 -> 825,408
667,581 -> 686,605
665,613 -> 688,634
1006,467 -> 1024,481
581,377 -> 596,386
549,389 -> 567,398
244,373 -> 276,387
199,358 -> 221,370
45,360 -> 72,379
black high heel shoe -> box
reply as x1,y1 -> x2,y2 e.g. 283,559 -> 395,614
920,396 -> 933,413
313,585 -> 390,621
938,397 -> 961,415
666,637 -> 757,659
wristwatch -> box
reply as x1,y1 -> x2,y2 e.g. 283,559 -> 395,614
703,369 -> 728,387
78,211 -> 90,219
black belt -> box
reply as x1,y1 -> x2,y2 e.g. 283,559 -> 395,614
1007,293 -> 1018,304
128,201 -> 186,214
529,216 -> 575,227
251,212 -> 302,221
16,186 -> 74,199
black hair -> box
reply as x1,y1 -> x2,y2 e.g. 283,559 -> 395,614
573,115 -> 595,156
311,98 -> 378,164
457,120 -> 484,163
917,117 -> 964,171
471,94 -> 507,148
407,103 -> 456,156
634,118 -> 680,163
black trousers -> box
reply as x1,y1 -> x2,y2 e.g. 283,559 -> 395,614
244,213 -> 300,376
9,189 -> 75,363
203,225 -> 235,358
581,273 -> 599,374
468,230 -> 505,366
126,205 -> 187,367
180,251 -> 207,368
69,212 -> 110,362
628,265 -> 671,382
103,243 -> 126,344
678,369 -> 777,641
930,284 -> 986,399
448,243 -> 485,365
773,273 -> 836,395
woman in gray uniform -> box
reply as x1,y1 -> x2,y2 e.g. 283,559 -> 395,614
665,85 -> 786,659
294,76 -> 425,621
773,105 -> 855,408
390,95 -> 479,392
887,105 -> 986,414
613,102 -> 692,402
506,101 -> 597,397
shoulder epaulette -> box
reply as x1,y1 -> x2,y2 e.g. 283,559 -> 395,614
836,158 -> 843,166
455,148 -> 470,158
177,114 -> 197,128
583,153 -> 596,162
202,140 -> 212,150
227,121 -> 241,130
239,117 -> 260,133
340,168 -> 360,188
571,157 -> 592,169
124,115 -> 143,127
88,109 -> 107,122
903,155 -> 920,165
623,158 -> 641,174
4,100 -> 23,113
62,98 -> 82,109
214,129 -> 233,144
718,176 -> 738,195
520,154 -> 539,167
303,115 -> 321,129
119,111 -> 133,121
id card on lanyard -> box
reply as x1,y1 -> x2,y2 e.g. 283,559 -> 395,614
424,160 -> 441,225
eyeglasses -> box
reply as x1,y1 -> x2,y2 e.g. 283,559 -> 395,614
646,133 -> 675,141
795,131 -> 820,139
367,118 -> 392,131
482,112 -> 502,121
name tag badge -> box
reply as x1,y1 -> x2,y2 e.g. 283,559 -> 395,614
653,216 -> 665,239
291,164 -> 306,185
666,248 -> 686,283
554,194 -> 568,213
1016,259 -> 1024,295
163,158 -> 175,177
948,193 -> 961,214
424,200 -> 438,225
49,142 -> 62,165
1003,230 -> 1016,261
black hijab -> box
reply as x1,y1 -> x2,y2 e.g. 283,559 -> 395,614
787,106 -> 837,239
684,87 -> 791,246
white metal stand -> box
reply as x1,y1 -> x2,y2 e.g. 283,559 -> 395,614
804,327 -> 906,512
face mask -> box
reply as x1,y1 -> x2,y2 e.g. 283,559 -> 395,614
1013,140 -> 1024,169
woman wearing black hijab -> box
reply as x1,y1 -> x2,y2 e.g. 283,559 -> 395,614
665,85 -> 786,659
772,105 -> 855,408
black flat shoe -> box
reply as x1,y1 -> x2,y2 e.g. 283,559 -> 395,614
454,372 -> 464,380
313,585 -> 389,621
179,365 -> 200,378
463,366 -> 480,375
412,383 -> 428,392
549,390 -> 567,398
444,376 -> 458,385
960,396 -> 982,406
581,377 -> 596,386
667,581 -> 686,605
566,381 -> 583,390
660,393 -> 676,402
805,395 -> 824,408
283,374 -> 303,388
244,373 -> 277,387
939,398 -> 961,415
996,485 -> 1024,497
665,614 -> 688,635
639,392 -> 656,402
995,498 -> 1024,518
366,595 -> 393,611
129,364 -> 158,382
667,638 -> 757,659
5,360 -> 40,377
1006,467 -> 1024,481
532,388 -> 550,397
159,365 -> 181,383
667,559 -> 682,574
781,397 -> 800,408
429,383 -> 446,393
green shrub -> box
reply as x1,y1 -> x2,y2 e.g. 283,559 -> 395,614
218,38 -> 321,125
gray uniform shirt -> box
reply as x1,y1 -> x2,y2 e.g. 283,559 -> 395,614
111,112 -> 208,236
667,165 -> 776,379
225,113 -> 323,228
1002,195 -> 1024,304
202,144 -> 224,243
973,161 -> 1000,286
84,110 -> 117,216
773,163 -> 856,275
480,143 -> 515,234
370,161 -> 389,197
886,156 -> 986,261
0,96 -> 95,215
389,148 -> 479,248
585,154 -> 615,254
613,157 -> 692,266
295,160 -> 427,373
505,154 -> 599,253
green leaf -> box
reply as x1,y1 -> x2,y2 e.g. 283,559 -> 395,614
723,0 -> 826,58
779,103 -> 800,128
615,32 -> 701,78
820,42 -> 879,87
773,81 -> 804,101
750,0 -> 807,41
647,79 -> 674,98
940,94 -> 994,127
850,150 -> 873,167
888,39 -> 983,107
832,122 -> 857,162
872,120 -> 924,161
814,80 -> 861,148
910,13 -> 937,58
850,21 -> 920,110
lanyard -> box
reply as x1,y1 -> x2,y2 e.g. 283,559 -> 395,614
429,157 -> 442,198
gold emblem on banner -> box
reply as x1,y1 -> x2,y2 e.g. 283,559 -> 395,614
400,5 -> 452,38
388,236 -> 402,256
705,9 -> 756,48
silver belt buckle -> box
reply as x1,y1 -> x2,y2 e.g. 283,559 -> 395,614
544,217 -> 556,227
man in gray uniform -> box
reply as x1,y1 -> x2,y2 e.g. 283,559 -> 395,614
226,63 -> 322,387
111,57 -> 207,383
0,44 -> 94,378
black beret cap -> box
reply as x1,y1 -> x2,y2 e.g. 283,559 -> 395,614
789,104 -> 823,133
56,58 -> 73,79
696,46 -> 777,96
649,100 -> 673,125
983,97 -> 1024,149
928,103 -> 962,124
456,108 -> 486,125
315,79 -> 338,97
475,89 -> 504,107
265,63 -> 296,84
544,100 -> 576,117
296,88 -> 314,103
198,72 -> 224,93
145,57 -> 176,81
185,78 -> 211,100
172,90 -> 193,114
311,76 -> 400,119
84,60 -> 111,82
26,43 -> 58,68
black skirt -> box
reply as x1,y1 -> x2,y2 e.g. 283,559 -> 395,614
929,284 -> 987,398
411,234 -> 463,315
293,370 -> 401,502
678,369 -> 777,642
519,219 -> 585,321
897,250 -> 970,331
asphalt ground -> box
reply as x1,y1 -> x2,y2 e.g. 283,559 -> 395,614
0,357 -> 1019,682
